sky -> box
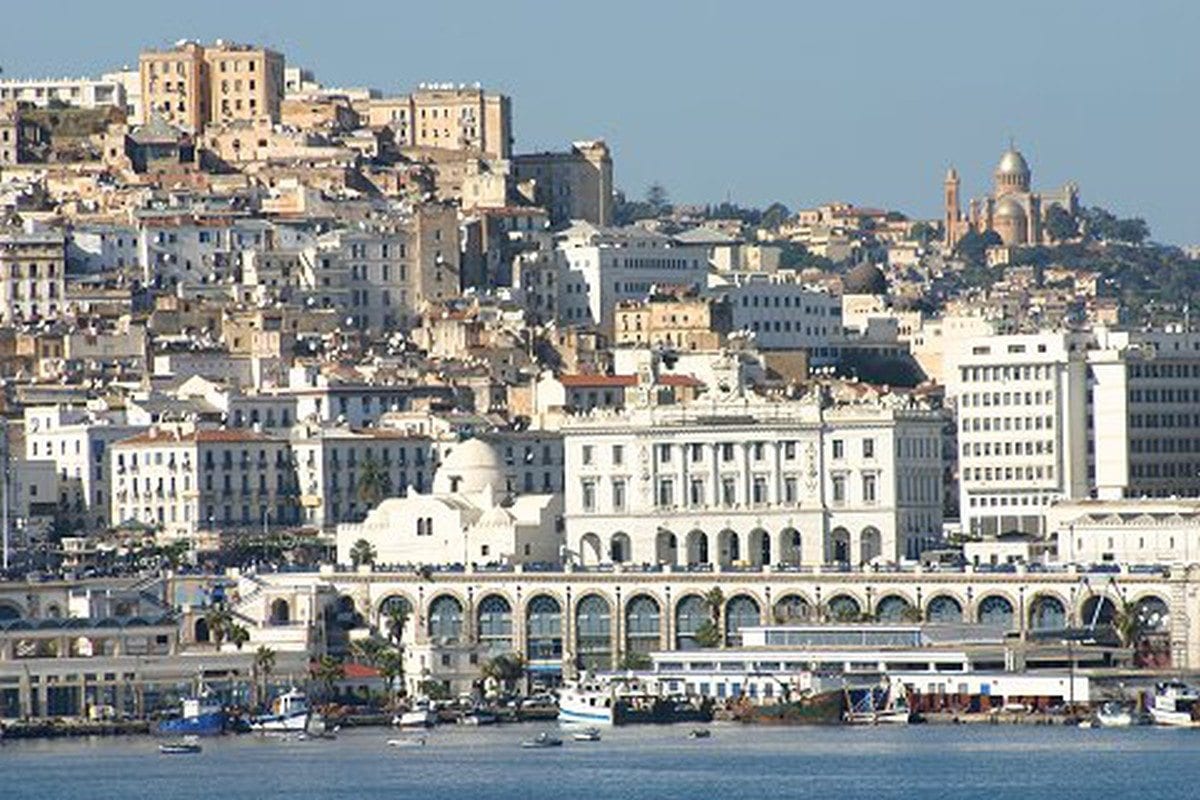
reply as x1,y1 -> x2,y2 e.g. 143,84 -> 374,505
2,0 -> 1197,243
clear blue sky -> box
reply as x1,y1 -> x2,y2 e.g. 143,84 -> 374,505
2,0 -> 1197,242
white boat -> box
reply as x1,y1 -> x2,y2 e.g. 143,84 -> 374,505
459,708 -> 497,726
159,736 -> 202,754
394,699 -> 438,728
1095,701 -> 1137,728
1150,682 -> 1200,727
250,688 -> 313,733
843,679 -> 913,725
387,736 -> 427,748
521,731 -> 563,749
572,726 -> 602,742
558,680 -> 616,725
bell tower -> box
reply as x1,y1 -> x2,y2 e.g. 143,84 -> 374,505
943,166 -> 962,248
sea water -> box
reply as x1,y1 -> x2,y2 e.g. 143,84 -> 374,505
3,723 -> 1198,799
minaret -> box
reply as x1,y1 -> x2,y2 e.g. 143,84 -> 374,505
943,167 -> 962,248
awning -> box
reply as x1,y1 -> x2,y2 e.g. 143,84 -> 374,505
526,664 -> 563,673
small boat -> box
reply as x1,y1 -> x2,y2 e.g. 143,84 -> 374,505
687,728 -> 711,739
459,708 -> 498,726
558,680 -> 615,725
521,732 -> 563,749
156,694 -> 226,737
394,698 -> 438,728
387,736 -> 427,748
1150,682 -> 1200,727
572,726 -> 602,742
843,679 -> 913,725
1095,701 -> 1137,728
1077,719 -> 1095,729
250,688 -> 313,733
159,737 -> 202,755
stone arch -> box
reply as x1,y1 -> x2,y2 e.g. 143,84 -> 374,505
579,533 -> 603,566
332,594 -> 364,628
773,593 -> 814,624
270,598 -> 291,625
194,617 -> 210,643
875,594 -> 915,623
44,603 -> 62,619
685,530 -> 709,565
976,594 -> 1015,628
1080,595 -> 1117,628
717,529 -> 741,566
525,593 -> 563,662
625,594 -> 661,657
655,529 -> 678,565
724,594 -> 761,646
830,527 -> 851,564
825,592 -> 862,621
778,528 -> 802,566
860,526 -> 882,564
1132,594 -> 1170,633
377,594 -> 414,641
926,594 -> 964,624
674,594 -> 708,650
749,528 -> 771,567
0,600 -> 23,621
1130,593 -> 1172,669
427,594 -> 464,643
477,593 -> 514,655
1028,593 -> 1067,631
575,593 -> 613,671
610,532 -> 632,564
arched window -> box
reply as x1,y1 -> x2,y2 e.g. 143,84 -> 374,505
526,595 -> 562,661
625,595 -> 661,655
477,595 -> 513,655
428,595 -> 463,643
724,595 -> 760,646
675,595 -> 707,650
270,598 -> 290,625
576,594 -> 613,671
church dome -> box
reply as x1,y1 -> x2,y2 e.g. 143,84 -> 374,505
994,197 -> 1026,219
843,263 -> 888,295
996,148 -> 1030,177
433,438 -> 507,495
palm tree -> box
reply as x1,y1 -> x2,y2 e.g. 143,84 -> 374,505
377,648 -> 403,706
1111,599 -> 1142,649
349,539 -> 377,569
228,623 -> 250,650
204,605 -> 233,650
384,604 -> 409,696
356,453 -> 392,508
312,655 -> 344,702
481,653 -> 526,695
253,646 -> 276,709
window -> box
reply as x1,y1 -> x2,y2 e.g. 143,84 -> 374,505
721,477 -> 737,507
721,443 -> 735,462
689,478 -> 705,507
752,476 -> 768,505
612,445 -> 624,466
783,477 -> 798,504
582,480 -> 596,512
658,444 -> 672,463
582,445 -> 594,466
612,479 -> 626,512
832,439 -> 844,460
832,475 -> 846,504
863,438 -> 875,459
862,474 -> 878,504
657,478 -> 675,508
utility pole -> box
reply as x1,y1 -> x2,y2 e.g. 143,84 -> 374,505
2,416 -> 9,573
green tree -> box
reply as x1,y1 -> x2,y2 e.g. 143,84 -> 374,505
356,453 -> 392,507
760,202 -> 791,230
228,623 -> 250,650
1043,204 -> 1078,242
312,655 -> 345,701
349,538 -> 377,569
377,648 -> 404,705
617,651 -> 652,671
909,221 -> 937,245
693,620 -> 723,649
694,587 -> 726,648
481,653 -> 526,693
645,183 -> 670,214
1111,600 -> 1142,648
418,679 -> 452,701
204,605 -> 233,650
253,646 -> 276,708
954,229 -> 1003,266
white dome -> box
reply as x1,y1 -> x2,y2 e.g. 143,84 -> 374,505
433,438 -> 507,495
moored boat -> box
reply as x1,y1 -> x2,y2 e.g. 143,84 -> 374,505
387,735 -> 427,748
1095,701 -> 1146,728
1149,682 -> 1200,727
459,707 -> 498,726
521,731 -> 563,749
572,726 -> 602,742
843,679 -> 914,725
159,737 -> 202,755
250,688 -> 313,733
156,695 -> 227,737
687,728 -> 711,739
394,698 -> 438,728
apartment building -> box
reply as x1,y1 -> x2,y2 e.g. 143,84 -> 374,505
0,76 -> 127,110
110,427 -> 296,539
947,327 -> 1200,537
550,223 -> 709,332
707,272 -> 843,357
0,230 -> 67,323
560,380 -> 944,567
369,85 -> 512,159
512,140 -> 614,227
613,292 -> 731,351
23,405 -> 147,532
139,40 -> 284,132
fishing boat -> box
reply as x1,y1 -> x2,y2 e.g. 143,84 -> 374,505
1149,682 -> 1200,727
159,737 -> 203,755
250,688 -> 314,733
558,680 -> 616,725
572,726 -> 602,742
843,679 -> 913,725
394,698 -> 438,728
521,731 -> 563,749
1095,701 -> 1146,728
156,694 -> 226,737
559,677 -> 713,726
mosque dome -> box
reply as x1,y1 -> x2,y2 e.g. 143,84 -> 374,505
843,263 -> 888,295
432,438 -> 507,495
996,148 -> 1030,177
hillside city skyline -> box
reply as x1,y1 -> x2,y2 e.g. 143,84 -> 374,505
0,0 -> 1194,242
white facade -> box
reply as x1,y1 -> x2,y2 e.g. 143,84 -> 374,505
66,224 -> 140,274
560,381 -> 944,567
1048,499 -> 1200,566
707,271 -> 843,357
553,223 -> 709,332
0,75 -> 126,110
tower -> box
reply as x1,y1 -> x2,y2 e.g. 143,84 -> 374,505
943,167 -> 962,248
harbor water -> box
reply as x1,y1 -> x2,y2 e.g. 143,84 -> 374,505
3,723 -> 1199,799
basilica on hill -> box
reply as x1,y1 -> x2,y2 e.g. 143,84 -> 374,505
943,144 -> 1079,248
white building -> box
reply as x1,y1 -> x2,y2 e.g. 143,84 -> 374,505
560,370 -> 944,567
948,327 -> 1200,537
0,75 -> 126,110
552,223 -> 709,332
1048,498 -> 1200,567
706,271 -> 843,358
335,438 -> 562,567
